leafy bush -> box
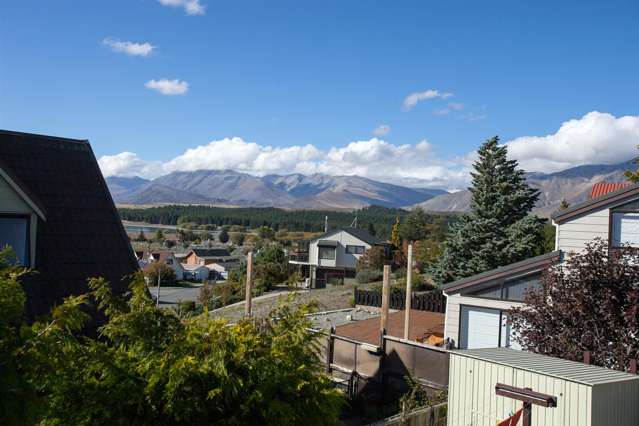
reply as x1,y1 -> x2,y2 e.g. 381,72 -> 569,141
177,300 -> 196,313
144,262 -> 177,286
0,266 -> 344,424
356,269 -> 383,284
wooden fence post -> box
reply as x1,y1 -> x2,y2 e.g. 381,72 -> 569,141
403,243 -> 413,340
327,326 -> 335,374
629,359 -> 637,374
380,265 -> 391,340
583,351 -> 590,365
245,252 -> 253,316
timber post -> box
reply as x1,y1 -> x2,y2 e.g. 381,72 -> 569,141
380,264 -> 391,343
403,243 -> 413,340
245,251 -> 253,316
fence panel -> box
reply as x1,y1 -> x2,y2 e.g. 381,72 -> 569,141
354,288 -> 446,313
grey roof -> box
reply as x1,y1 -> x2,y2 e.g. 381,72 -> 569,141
317,240 -> 338,247
310,226 -> 383,246
452,348 -> 639,386
442,250 -> 562,294
552,182 -> 639,223
190,248 -> 232,258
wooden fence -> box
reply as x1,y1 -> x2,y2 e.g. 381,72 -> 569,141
324,329 -> 451,403
354,288 -> 446,313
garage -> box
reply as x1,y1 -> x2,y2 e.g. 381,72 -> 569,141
459,306 -> 501,349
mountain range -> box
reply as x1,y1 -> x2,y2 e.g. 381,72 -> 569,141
107,170 -> 446,209
106,159 -> 636,214
417,160 -> 636,216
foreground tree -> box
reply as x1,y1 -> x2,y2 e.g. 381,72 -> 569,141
510,239 -> 639,370
1,263 -> 343,425
433,137 -> 543,283
143,262 -> 177,286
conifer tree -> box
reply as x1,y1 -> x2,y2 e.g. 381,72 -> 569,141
391,217 -> 401,248
433,136 -> 543,284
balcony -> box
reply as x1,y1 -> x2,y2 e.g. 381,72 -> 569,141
289,252 -> 309,263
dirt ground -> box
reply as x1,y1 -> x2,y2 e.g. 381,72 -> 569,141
209,281 -> 380,323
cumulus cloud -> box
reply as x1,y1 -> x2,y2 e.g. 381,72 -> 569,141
97,111 -> 639,191
98,137 -> 468,190
372,124 -> 391,136
102,38 -> 154,57
145,79 -> 189,95
506,111 -> 639,173
98,152 -> 164,179
402,89 -> 453,111
158,0 -> 205,15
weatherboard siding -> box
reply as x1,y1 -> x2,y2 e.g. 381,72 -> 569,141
444,294 -> 522,346
0,174 -> 38,266
308,230 -> 372,268
556,209 -> 609,254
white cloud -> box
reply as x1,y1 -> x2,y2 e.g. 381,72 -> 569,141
158,0 -> 205,15
99,137 -> 468,190
98,152 -> 164,179
372,124 -> 391,136
102,38 -> 154,57
98,111 -> 639,191
506,111 -> 639,173
402,89 -> 453,111
145,79 -> 189,95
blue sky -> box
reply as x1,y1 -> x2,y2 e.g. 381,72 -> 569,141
1,0 -> 639,189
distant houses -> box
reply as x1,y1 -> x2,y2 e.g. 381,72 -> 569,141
137,247 -> 241,282
0,130 -> 138,319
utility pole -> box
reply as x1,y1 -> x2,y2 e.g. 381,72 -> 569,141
324,216 -> 328,233
380,265 -> 391,343
245,252 -> 254,316
155,265 -> 161,308
404,242 -> 413,340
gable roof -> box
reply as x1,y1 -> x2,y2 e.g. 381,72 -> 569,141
552,182 -> 639,224
0,130 -> 139,319
310,226 -> 383,246
189,248 -> 232,258
589,182 -> 633,199
442,250 -> 563,294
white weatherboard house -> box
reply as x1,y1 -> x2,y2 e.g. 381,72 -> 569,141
289,227 -> 386,288
443,182 -> 639,350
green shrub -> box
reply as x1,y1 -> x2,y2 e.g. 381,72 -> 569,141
356,269 -> 383,284
177,300 -> 196,313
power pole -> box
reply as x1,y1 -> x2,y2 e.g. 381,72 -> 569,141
155,266 -> 161,308
245,252 -> 254,316
404,242 -> 413,340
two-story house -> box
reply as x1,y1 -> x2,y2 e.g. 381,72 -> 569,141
0,130 -> 138,319
138,250 -> 185,280
289,226 -> 387,288
442,182 -> 639,350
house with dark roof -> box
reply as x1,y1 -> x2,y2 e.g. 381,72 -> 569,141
442,181 -> 639,351
289,227 -> 388,288
183,247 -> 235,266
0,130 -> 138,319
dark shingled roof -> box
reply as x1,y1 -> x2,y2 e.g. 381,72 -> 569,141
442,250 -> 563,294
311,226 -> 383,246
0,130 -> 139,319
189,248 -> 232,258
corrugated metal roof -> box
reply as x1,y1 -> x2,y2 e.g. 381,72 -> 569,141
451,348 -> 639,386
552,182 -> 639,223
590,182 -> 633,199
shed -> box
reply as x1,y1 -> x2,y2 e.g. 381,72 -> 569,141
447,348 -> 639,426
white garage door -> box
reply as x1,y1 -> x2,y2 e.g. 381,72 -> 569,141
459,306 -> 501,349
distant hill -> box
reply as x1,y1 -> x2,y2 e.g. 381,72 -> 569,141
106,170 -> 447,210
416,160 -> 636,216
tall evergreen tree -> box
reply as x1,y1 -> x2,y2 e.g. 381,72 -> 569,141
433,136 -> 543,284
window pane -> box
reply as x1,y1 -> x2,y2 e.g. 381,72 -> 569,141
346,245 -> 365,254
613,213 -> 639,246
319,247 -> 335,260
502,275 -> 541,302
0,216 -> 29,265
